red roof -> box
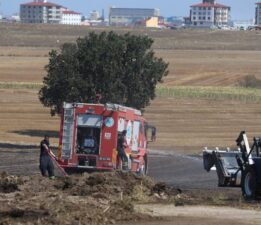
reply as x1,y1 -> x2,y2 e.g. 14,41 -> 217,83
63,10 -> 81,15
256,2 -> 261,5
191,3 -> 230,8
21,1 -> 63,8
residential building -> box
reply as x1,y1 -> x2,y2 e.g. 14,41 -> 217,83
109,7 -> 160,26
61,10 -> 81,25
20,0 -> 82,25
20,0 -> 66,24
256,2 -> 261,25
189,0 -> 230,27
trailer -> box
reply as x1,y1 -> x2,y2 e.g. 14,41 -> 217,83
203,131 -> 261,199
56,102 -> 155,175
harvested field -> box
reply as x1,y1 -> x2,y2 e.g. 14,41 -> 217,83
0,24 -> 261,85
1,88 -> 261,153
1,48 -> 261,85
0,23 -> 261,50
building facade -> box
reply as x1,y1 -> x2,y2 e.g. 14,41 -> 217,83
256,2 -> 261,25
109,7 -> 160,26
61,11 -> 81,25
20,0 -> 67,24
20,0 -> 82,25
89,10 -> 100,20
190,0 -> 230,27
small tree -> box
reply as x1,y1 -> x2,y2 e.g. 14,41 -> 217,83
39,31 -> 168,115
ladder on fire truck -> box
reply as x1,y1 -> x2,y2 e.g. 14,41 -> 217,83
61,104 -> 74,159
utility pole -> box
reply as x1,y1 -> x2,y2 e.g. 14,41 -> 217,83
0,1 -> 2,20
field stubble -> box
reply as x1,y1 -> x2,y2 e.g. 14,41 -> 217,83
0,89 -> 261,153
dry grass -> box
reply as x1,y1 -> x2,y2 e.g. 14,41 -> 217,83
0,89 -> 60,145
146,97 -> 261,152
0,89 -> 260,154
1,47 -> 261,85
159,50 -> 261,86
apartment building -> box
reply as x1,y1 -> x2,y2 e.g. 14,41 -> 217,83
20,0 -> 66,24
20,0 -> 81,25
109,7 -> 160,26
256,2 -> 261,25
190,0 -> 230,27
61,11 -> 81,25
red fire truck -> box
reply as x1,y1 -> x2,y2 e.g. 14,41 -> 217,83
56,102 -> 155,174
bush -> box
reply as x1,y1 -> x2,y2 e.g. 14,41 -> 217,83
238,75 -> 261,88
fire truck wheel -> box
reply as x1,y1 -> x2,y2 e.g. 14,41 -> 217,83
242,166 -> 257,200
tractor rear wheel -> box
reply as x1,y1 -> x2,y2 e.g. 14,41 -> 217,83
242,166 -> 257,200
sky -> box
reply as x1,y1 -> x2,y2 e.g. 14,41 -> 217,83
0,0 -> 259,20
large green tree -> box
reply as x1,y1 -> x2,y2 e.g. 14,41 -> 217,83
39,31 -> 168,115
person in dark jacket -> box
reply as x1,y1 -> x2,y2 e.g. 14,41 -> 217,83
39,135 -> 55,179
117,130 -> 129,170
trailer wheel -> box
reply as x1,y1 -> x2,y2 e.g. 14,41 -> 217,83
242,166 -> 257,200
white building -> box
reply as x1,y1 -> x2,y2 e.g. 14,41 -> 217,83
190,0 -> 230,27
61,10 -> 81,25
256,2 -> 261,25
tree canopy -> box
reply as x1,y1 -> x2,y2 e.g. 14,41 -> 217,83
39,31 -> 169,115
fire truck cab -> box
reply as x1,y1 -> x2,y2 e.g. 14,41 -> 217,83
57,102 -> 155,174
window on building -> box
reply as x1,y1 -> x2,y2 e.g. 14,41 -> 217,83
208,17 -> 211,20
203,16 -> 206,20
200,22 -> 203,25
193,16 -> 196,20
199,16 -> 201,20
208,7 -> 211,10
199,7 -> 202,10
203,7 -> 206,10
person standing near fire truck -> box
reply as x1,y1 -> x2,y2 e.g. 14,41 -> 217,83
39,135 -> 55,179
117,130 -> 129,170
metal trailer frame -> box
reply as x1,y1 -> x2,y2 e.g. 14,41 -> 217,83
203,131 -> 261,199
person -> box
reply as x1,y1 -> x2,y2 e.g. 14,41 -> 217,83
95,93 -> 102,104
39,135 -> 55,179
151,126 -> 157,142
117,130 -> 129,170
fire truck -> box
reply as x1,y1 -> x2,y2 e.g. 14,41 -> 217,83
56,102 -> 155,174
